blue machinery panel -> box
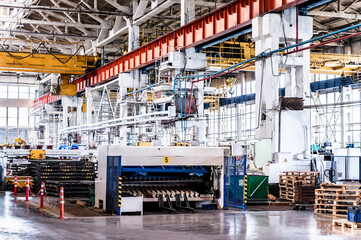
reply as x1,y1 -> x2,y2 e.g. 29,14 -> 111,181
224,155 -> 247,211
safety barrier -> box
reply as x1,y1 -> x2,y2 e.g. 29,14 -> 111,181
40,182 -> 44,209
14,176 -> 17,197
25,178 -> 29,202
59,187 -> 64,219
11,177 -> 65,219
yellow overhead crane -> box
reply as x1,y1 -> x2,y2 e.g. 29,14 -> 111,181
204,40 -> 361,75
0,38 -> 100,75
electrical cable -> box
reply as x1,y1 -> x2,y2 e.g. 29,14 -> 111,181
0,42 -> 87,64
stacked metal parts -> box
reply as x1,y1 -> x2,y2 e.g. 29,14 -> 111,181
30,160 -> 96,197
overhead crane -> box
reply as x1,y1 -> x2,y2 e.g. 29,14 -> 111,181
0,39 -> 100,74
0,39 -> 100,105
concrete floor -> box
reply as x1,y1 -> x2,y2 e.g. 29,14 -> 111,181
0,191 -> 360,240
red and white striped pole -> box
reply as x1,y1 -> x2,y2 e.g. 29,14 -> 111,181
59,187 -> 64,219
14,176 -> 18,196
40,182 -> 45,209
25,178 -> 29,201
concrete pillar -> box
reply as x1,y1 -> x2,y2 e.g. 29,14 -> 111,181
119,87 -> 129,145
128,1 -> 140,53
181,0 -> 195,26
85,87 -> 94,124
76,97 -> 83,126
252,8 -> 313,160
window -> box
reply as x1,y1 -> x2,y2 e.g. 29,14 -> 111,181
29,87 -> 36,99
0,107 -> 6,127
19,86 -> 29,99
0,86 -> 7,98
7,129 -> 17,144
19,108 -> 29,127
8,107 -> 18,128
0,84 -> 36,100
8,86 -> 18,99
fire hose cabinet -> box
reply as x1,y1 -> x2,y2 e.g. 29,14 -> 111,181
347,207 -> 361,223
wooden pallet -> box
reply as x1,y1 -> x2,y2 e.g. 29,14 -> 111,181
279,171 -> 319,203
320,183 -> 361,190
314,183 -> 361,217
333,219 -> 361,230
283,171 -> 320,176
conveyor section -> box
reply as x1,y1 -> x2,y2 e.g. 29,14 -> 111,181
122,166 -> 215,202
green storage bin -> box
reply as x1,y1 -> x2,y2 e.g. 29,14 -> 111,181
246,175 -> 268,201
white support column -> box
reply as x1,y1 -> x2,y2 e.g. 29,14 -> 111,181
128,1 -> 140,52
196,79 -> 205,144
119,86 -> 129,145
76,97 -> 83,126
252,8 -> 313,161
62,96 -> 71,128
85,87 -> 94,125
181,0 -> 195,26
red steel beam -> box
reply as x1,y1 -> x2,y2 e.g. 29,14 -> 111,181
41,0 -> 312,100
33,93 -> 61,106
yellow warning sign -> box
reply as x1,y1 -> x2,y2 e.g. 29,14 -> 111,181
163,156 -> 170,164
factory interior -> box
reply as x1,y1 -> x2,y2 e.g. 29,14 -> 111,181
2,0 -> 361,239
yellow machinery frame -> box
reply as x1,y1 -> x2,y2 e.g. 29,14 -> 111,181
0,38 -> 99,74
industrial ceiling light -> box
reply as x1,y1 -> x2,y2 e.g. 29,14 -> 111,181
36,75 -> 41,81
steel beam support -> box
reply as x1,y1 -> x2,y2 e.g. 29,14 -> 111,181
73,0 -> 311,94
0,2 -> 129,16
181,0 -> 195,26
0,17 -> 110,29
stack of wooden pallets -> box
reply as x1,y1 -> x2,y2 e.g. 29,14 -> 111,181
314,183 -> 361,217
279,171 -> 320,203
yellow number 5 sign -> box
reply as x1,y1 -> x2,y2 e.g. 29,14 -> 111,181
163,156 -> 170,164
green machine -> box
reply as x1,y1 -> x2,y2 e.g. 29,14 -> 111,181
246,175 -> 269,202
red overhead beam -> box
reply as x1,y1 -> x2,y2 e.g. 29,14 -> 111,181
33,93 -> 61,106
38,0 -> 311,101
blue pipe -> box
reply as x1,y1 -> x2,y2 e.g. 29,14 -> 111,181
179,76 -> 183,141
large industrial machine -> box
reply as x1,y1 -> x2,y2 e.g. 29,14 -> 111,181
95,146 -> 224,215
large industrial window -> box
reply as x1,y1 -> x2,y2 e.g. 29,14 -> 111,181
0,85 -> 36,145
